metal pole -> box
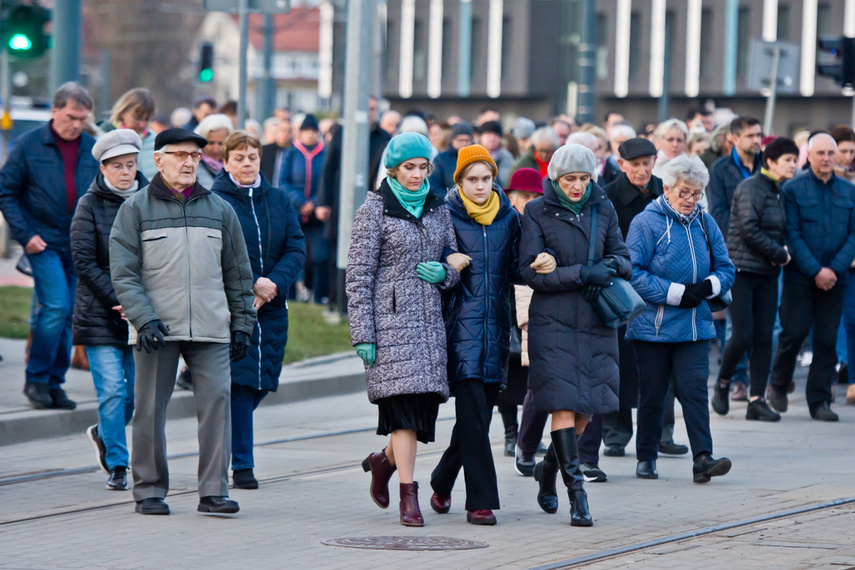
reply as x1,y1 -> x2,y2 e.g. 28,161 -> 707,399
763,47 -> 780,135
49,0 -> 82,95
258,13 -> 275,122
237,0 -> 249,128
336,0 -> 374,309
0,51 -> 10,258
576,0 -> 597,124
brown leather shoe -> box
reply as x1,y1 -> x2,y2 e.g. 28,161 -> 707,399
466,509 -> 497,525
362,448 -> 396,509
399,482 -> 424,527
430,492 -> 451,514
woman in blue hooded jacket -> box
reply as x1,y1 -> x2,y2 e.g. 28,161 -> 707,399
625,154 -> 735,484
211,131 -> 306,490
429,145 -> 520,526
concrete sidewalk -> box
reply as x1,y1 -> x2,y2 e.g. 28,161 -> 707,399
0,336 -> 365,446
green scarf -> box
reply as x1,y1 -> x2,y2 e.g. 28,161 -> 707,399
552,180 -> 592,215
388,177 -> 430,218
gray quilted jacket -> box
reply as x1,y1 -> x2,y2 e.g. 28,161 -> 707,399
346,182 -> 460,403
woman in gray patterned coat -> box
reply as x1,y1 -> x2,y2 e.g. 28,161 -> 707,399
347,132 -> 460,527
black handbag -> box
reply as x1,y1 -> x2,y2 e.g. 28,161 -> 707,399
699,213 -> 732,312
586,204 -> 646,328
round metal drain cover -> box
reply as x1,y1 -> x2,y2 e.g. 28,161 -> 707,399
323,535 -> 489,551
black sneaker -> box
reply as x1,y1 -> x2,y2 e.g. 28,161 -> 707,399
107,466 -> 128,490
658,441 -> 689,455
810,402 -> 839,422
711,381 -> 730,415
603,444 -> 625,457
514,445 -> 536,477
746,399 -> 781,422
49,388 -> 76,410
23,381 -> 52,409
580,463 -> 607,483
87,425 -> 109,473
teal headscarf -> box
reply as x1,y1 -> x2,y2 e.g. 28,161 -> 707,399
388,176 -> 430,218
552,180 -> 592,215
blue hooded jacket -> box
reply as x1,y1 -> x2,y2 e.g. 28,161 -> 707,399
625,196 -> 735,343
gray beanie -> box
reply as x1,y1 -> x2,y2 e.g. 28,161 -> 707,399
513,117 -> 536,139
547,143 -> 597,181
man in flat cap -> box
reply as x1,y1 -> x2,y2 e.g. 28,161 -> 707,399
110,128 -> 256,515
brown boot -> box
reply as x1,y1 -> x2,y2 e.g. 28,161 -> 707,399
399,482 -> 424,527
362,448 -> 396,509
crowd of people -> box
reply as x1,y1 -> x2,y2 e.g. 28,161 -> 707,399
1,82 -> 853,525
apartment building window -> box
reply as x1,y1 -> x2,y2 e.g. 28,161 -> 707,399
700,9 -> 712,79
776,5 -> 790,40
628,11 -> 641,79
501,17 -> 512,79
386,20 -> 398,81
596,13 -> 608,80
413,19 -> 425,82
736,8 -> 750,78
471,16 -> 482,80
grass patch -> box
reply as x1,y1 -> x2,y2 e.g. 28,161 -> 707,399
0,286 -> 33,339
283,301 -> 352,364
0,287 -> 352,364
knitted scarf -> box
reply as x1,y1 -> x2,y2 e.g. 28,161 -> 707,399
552,180 -> 592,215
388,177 -> 430,218
458,187 -> 500,225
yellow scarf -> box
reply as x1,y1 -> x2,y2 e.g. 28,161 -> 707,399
458,187 -> 501,225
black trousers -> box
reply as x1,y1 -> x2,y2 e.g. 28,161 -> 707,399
517,387 -> 549,454
578,413 -> 603,464
431,380 -> 501,511
720,271 -> 779,398
770,280 -> 845,412
633,341 -> 713,461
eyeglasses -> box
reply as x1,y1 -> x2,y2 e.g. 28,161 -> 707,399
163,151 -> 202,161
535,148 -> 554,157
677,190 -> 704,201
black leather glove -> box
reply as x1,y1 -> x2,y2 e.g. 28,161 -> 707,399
136,320 -> 169,353
582,284 -> 603,302
230,331 -> 251,362
580,263 -> 617,287
602,256 -> 620,271
678,279 -> 713,309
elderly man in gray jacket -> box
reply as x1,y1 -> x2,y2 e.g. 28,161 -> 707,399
110,128 -> 256,516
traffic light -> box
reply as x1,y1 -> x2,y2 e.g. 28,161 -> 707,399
817,35 -> 855,87
1,4 -> 50,59
199,43 -> 214,83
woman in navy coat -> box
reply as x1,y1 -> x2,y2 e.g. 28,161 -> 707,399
429,145 -> 520,526
211,131 -> 306,490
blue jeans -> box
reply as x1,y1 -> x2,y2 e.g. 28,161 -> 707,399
86,345 -> 135,470
231,383 -> 268,470
26,249 -> 76,386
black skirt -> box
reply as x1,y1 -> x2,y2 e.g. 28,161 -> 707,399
377,393 -> 443,444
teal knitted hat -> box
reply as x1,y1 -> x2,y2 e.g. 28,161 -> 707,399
384,132 -> 433,169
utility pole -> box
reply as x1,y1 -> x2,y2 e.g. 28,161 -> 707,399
48,0 -> 82,94
257,13 -> 275,122
237,0 -> 249,128
576,0 -> 596,124
336,0 -> 374,310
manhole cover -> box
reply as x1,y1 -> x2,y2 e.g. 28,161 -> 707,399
323,536 -> 489,551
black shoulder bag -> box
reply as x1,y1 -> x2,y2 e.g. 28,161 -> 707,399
699,212 -> 732,312
586,204 -> 646,328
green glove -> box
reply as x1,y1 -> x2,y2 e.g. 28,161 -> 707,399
355,343 -> 376,367
416,261 -> 447,284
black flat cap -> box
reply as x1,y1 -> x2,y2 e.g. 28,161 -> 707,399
618,137 -> 658,160
154,128 -> 208,151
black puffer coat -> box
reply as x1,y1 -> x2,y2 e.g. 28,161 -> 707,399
726,172 -> 789,275
71,171 -> 148,346
519,178 -> 631,415
444,186 -> 520,386
211,170 -> 306,391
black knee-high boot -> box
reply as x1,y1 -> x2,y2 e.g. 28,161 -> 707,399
551,427 -> 593,527
499,405 -> 518,456
533,443 -> 559,513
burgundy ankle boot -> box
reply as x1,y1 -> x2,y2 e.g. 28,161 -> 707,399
362,448 -> 397,509
399,482 -> 424,527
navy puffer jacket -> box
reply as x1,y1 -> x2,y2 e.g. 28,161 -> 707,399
211,170 -> 306,391
444,186 -> 520,386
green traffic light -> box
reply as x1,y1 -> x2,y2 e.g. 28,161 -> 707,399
199,68 -> 213,82
9,33 -> 32,51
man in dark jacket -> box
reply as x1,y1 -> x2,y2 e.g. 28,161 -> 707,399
259,116 -> 292,184
0,82 -> 100,410
110,128 -> 256,516
768,133 -> 855,422
429,121 -> 474,196
600,138 -> 687,458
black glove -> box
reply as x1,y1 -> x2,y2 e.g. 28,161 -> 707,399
136,320 -> 169,353
582,284 -> 603,302
678,279 -> 713,309
230,331 -> 251,361
580,263 -> 617,287
602,256 -> 620,271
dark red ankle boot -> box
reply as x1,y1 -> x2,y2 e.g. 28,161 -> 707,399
362,448 -> 396,509
399,482 -> 424,527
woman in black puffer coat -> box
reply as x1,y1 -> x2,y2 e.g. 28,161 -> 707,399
520,144 -> 631,527
71,129 -> 148,491
211,131 -> 306,490
713,137 -> 800,421
429,145 -> 520,526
